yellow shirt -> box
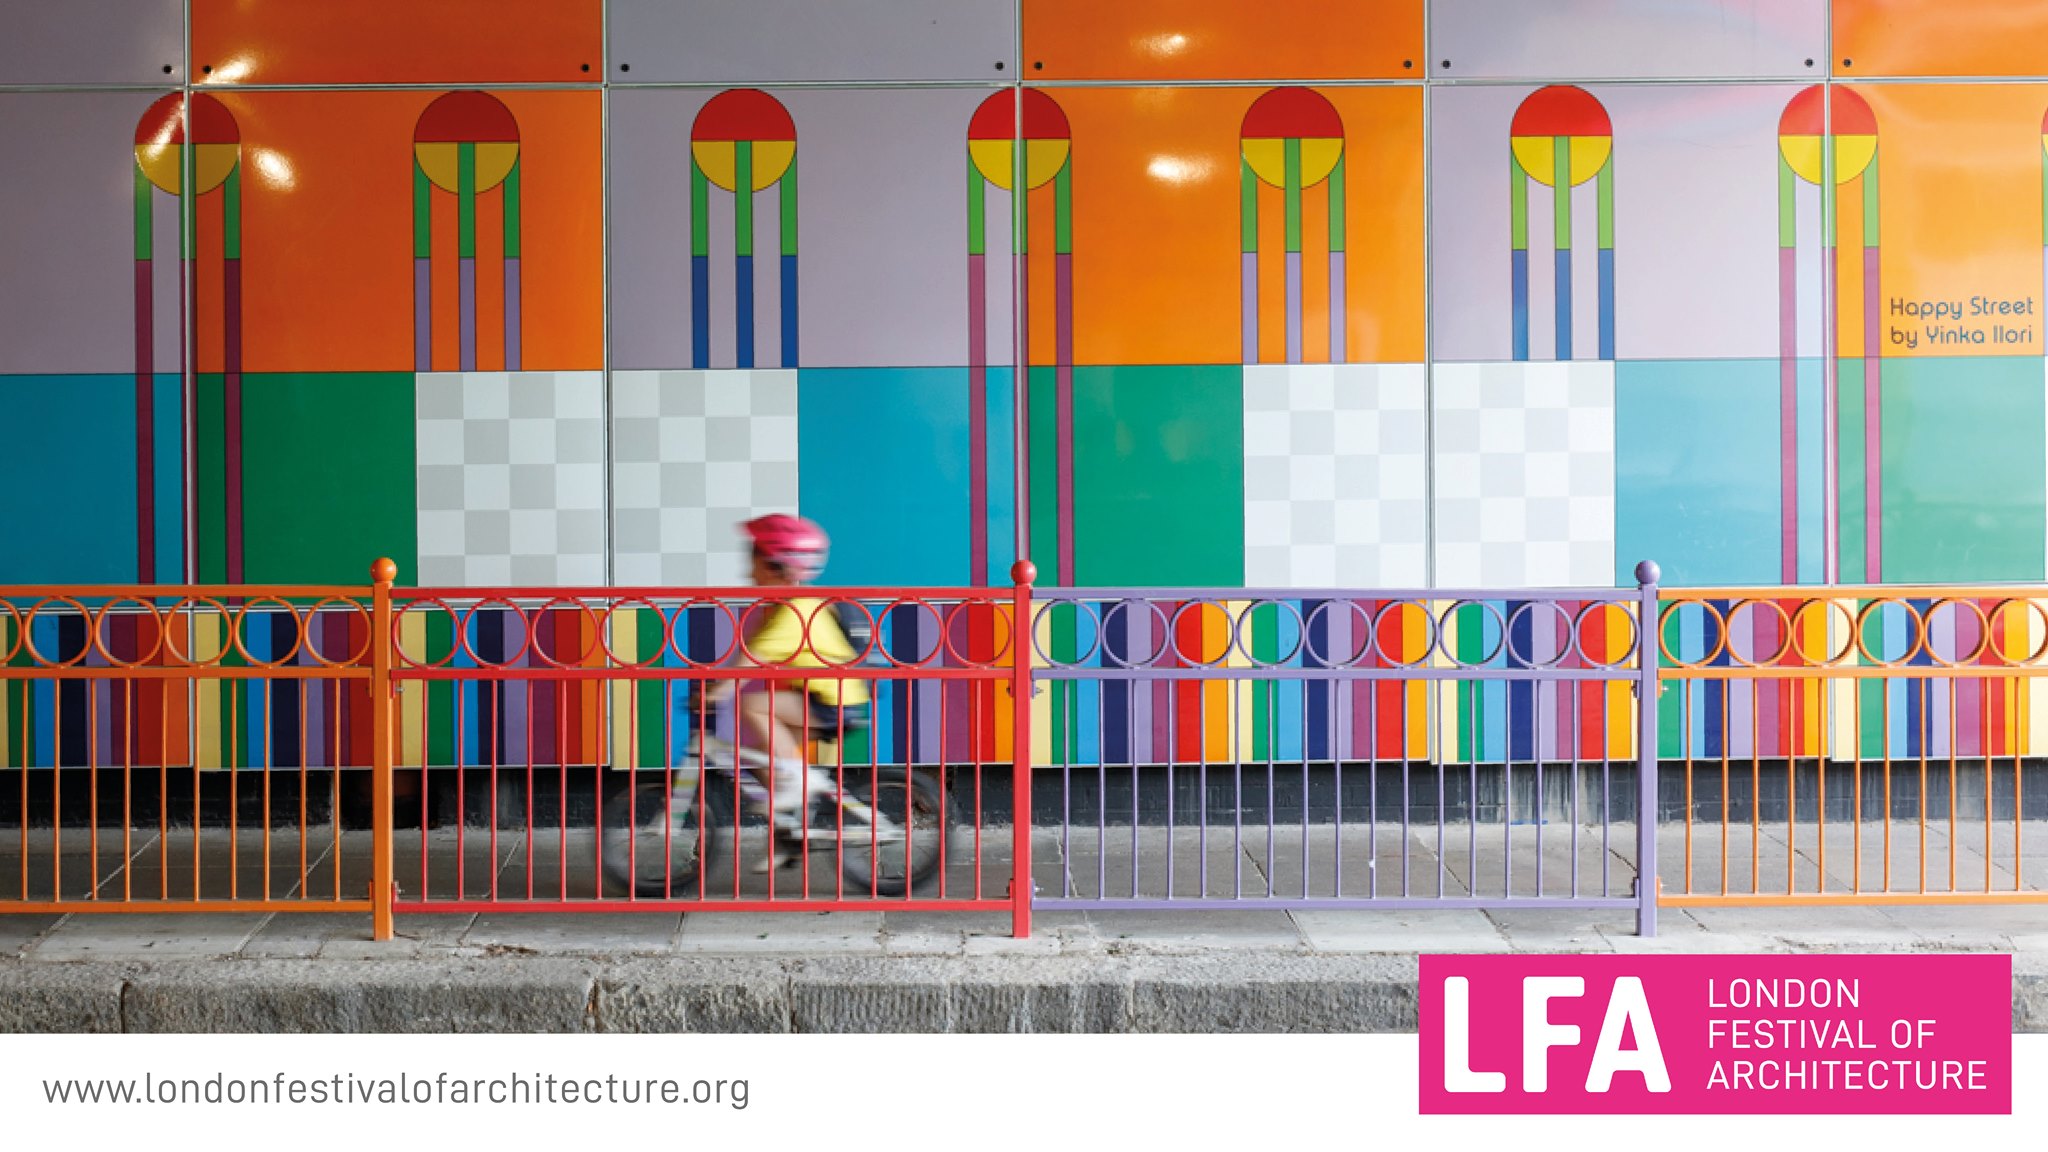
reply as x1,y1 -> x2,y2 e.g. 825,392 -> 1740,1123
745,598 -> 872,707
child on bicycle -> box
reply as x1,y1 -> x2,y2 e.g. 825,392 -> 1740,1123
702,514 -> 871,870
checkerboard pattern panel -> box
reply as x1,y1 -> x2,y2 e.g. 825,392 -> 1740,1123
612,370 -> 800,586
416,372 -> 606,586
1243,363 -> 1428,587
1433,361 -> 1615,589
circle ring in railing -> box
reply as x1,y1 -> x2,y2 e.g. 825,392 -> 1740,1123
229,596 -> 309,667
455,597 -> 537,669
1166,599 -> 1237,668
1230,598 -> 1305,668
1437,600 -> 1506,669
869,597 -> 948,668
1369,598 -> 1438,669
1853,597 -> 1925,668
1301,599 -> 1375,668
525,597 -> 601,668
1573,599 -> 1641,670
1504,600 -> 1575,670
813,598 -> 878,669
596,596 -> 668,669
664,596 -> 741,668
1787,598 -> 1856,666
161,595 -> 234,668
936,598 -> 1012,670
21,596 -> 95,668
1657,599 -> 1729,670
1719,598 -> 1792,670
89,597 -> 167,668
1986,597 -> 2048,666
1923,598 -> 1992,668
0,600 -> 25,664
1029,599 -> 1104,668
391,597 -> 463,669
301,597 -> 375,668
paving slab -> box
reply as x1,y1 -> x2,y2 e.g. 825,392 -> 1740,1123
1291,909 -> 1510,953
25,912 -> 263,961
463,912 -> 683,956
676,911 -> 886,954
1082,908 -> 1306,953
0,913 -> 63,958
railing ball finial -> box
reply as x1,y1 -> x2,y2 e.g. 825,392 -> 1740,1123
371,557 -> 398,584
1011,560 -> 1038,586
1633,559 -> 1661,588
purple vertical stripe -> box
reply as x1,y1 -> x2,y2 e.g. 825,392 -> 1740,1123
225,258 -> 243,585
915,681 -> 940,765
303,619 -> 328,767
1778,248 -> 1799,584
1864,246 -> 1882,583
504,257 -> 522,371
505,679 -> 527,765
1240,253 -> 1258,364
414,258 -> 432,372
135,260 -> 155,584
1329,252 -> 1346,363
1285,251 -> 1303,364
459,257 -> 477,373
1756,612 -> 1780,758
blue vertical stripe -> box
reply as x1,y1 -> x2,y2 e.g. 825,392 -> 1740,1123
1553,249 -> 1573,360
1598,248 -> 1615,361
1511,250 -> 1530,362
735,254 -> 755,370
779,253 -> 799,368
691,255 -> 711,369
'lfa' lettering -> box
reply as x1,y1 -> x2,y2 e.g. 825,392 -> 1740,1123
1443,976 -> 1671,1094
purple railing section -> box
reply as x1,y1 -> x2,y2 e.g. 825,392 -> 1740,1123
1026,564 -> 1662,935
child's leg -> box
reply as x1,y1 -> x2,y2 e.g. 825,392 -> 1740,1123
735,682 -> 821,826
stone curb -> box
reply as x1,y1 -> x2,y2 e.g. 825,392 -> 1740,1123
2,954 -> 2043,1033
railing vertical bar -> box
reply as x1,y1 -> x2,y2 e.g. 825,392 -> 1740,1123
369,560 -> 394,940
1635,562 -> 1660,936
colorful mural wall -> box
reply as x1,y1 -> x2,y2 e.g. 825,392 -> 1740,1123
8,0 -> 2048,767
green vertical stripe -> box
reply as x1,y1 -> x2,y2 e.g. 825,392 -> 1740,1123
1510,152 -> 1528,251
1014,158 -> 1029,255
1821,132 -> 1835,249
1596,155 -> 1613,250
735,142 -> 754,258
1240,158 -> 1258,254
427,614 -> 452,767
967,161 -> 986,256
636,611 -> 666,768
413,162 -> 431,259
1251,604 -> 1277,762
502,159 -> 521,259
1283,137 -> 1302,253
1028,366 -> 1058,568
1053,160 -> 1071,254
222,164 -> 241,259
134,165 -> 153,260
690,164 -> 709,257
1779,154 -> 1797,248
780,156 -> 798,257
1328,155 -> 1346,252
457,142 -> 475,260
1862,151 -> 1879,247
196,373 -> 225,584
1553,137 -> 1571,250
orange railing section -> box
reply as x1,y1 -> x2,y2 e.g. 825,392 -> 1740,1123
1657,586 -> 2048,907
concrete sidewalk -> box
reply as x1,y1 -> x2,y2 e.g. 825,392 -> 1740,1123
6,902 -> 2048,1033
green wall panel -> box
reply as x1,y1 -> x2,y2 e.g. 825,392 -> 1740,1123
242,372 -> 419,585
1071,364 -> 1244,586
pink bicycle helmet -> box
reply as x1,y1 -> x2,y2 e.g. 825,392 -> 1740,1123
741,513 -> 829,582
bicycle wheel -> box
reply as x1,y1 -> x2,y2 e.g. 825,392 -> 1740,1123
599,776 -> 727,898
832,767 -> 954,897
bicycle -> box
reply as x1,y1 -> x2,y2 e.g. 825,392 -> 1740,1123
599,720 -> 956,899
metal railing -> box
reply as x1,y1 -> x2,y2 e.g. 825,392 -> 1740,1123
1026,564 -> 1662,935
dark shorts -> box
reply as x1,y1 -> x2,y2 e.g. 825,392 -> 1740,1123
807,698 -> 872,738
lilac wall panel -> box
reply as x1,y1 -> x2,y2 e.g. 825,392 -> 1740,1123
0,92 -> 181,375
608,0 -> 1013,84
1430,0 -> 1824,79
0,0 -> 185,85
610,87 -> 995,370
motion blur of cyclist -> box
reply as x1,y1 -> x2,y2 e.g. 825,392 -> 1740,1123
702,514 -> 871,870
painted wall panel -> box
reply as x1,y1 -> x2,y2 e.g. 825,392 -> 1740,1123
1879,357 -> 2046,582
1431,84 -> 1807,363
215,90 -> 601,374
242,372 -> 417,586
1024,0 -> 1422,82
0,92 -> 182,376
608,0 -> 1013,84
0,0 -> 184,85
1614,360 -> 1783,587
1070,365 -> 1244,587
1059,86 -> 1424,367
610,87 -> 990,372
1431,0 -> 1825,80
799,368 -> 972,587
191,0 -> 602,85
1837,0 -> 2048,78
